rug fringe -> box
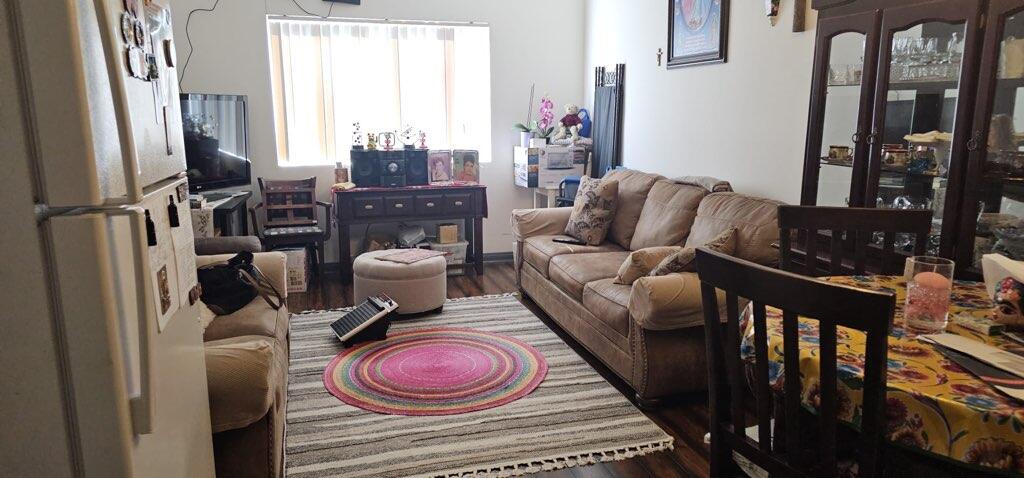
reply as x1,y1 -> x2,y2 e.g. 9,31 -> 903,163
426,438 -> 675,478
294,292 -> 521,315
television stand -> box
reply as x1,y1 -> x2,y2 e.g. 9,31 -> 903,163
202,191 -> 235,202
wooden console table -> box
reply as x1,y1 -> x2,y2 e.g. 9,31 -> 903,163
334,184 -> 488,284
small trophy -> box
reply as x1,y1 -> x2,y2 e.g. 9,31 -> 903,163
352,122 -> 364,150
366,133 -> 378,151
418,131 -> 428,149
380,132 -> 395,151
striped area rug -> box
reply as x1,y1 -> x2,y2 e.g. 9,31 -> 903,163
287,294 -> 674,478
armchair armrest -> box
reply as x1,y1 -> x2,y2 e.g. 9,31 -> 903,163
196,251 -> 288,299
317,200 -> 334,241
628,272 -> 726,331
510,207 -> 573,241
194,236 -> 263,256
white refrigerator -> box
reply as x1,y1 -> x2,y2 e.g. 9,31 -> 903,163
0,0 -> 215,476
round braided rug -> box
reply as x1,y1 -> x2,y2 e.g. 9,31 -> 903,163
323,327 -> 548,416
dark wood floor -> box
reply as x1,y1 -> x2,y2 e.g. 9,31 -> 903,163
289,262 -> 711,478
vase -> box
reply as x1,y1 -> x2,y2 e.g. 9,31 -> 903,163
519,131 -> 534,148
529,137 -> 548,148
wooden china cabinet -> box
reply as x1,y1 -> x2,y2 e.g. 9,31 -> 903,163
801,0 -> 1024,279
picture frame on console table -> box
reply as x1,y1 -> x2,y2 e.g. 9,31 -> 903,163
667,0 -> 729,68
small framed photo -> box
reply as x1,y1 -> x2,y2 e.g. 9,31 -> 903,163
667,0 -> 729,68
428,150 -> 453,183
452,150 -> 480,184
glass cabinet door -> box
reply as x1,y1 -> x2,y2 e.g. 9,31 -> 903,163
866,0 -> 984,257
957,1 -> 1024,274
802,12 -> 880,207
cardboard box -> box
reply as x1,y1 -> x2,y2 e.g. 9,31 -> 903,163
514,146 -> 586,188
429,240 -> 468,276
279,247 -> 310,293
438,223 -> 459,244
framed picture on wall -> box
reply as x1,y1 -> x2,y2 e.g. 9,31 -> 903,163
667,0 -> 729,68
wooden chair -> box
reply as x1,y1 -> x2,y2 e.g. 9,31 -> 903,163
250,177 -> 333,296
778,206 -> 933,277
695,247 -> 895,478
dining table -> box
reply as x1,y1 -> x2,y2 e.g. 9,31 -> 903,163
740,275 -> 1024,475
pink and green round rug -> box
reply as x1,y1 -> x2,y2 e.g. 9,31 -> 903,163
323,327 -> 548,416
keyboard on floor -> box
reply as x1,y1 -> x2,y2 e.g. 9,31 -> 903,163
330,294 -> 398,346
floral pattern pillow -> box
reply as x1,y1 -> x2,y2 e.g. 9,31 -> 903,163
564,177 -> 619,246
650,227 -> 737,276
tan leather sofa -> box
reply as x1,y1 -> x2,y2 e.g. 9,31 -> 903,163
196,240 -> 288,478
512,169 -> 782,406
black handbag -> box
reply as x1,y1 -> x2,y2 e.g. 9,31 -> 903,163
198,252 -> 284,315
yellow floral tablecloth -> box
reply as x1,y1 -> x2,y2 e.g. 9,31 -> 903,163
741,275 -> 1024,474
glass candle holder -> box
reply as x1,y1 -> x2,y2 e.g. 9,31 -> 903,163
903,256 -> 955,334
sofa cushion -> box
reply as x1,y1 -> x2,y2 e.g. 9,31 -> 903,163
685,193 -> 783,266
604,169 -> 663,250
522,235 -> 625,278
549,251 -> 630,300
652,227 -> 737,276
204,335 -> 286,433
583,279 -> 632,339
630,180 -> 708,250
564,176 -> 619,246
204,300 -> 289,343
615,246 -> 681,285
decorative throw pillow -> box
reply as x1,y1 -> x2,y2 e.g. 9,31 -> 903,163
615,246 -> 682,285
564,176 -> 619,246
650,227 -> 737,276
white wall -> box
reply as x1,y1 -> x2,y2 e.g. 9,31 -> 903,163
584,0 -> 818,204
170,0 -> 585,259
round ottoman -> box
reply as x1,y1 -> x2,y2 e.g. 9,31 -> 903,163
352,250 -> 447,315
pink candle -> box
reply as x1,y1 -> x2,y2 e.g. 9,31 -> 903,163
914,271 -> 951,290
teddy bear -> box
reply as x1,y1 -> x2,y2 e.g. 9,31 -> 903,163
552,104 -> 583,143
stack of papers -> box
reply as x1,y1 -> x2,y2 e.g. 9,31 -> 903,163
920,333 -> 1024,400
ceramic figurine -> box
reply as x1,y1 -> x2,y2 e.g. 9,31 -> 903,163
381,132 -> 395,151
994,276 -> 1024,329
418,131 -> 428,149
766,0 -> 781,26
366,133 -> 378,151
352,122 -> 364,149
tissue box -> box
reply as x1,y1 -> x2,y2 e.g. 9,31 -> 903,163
514,146 -> 587,188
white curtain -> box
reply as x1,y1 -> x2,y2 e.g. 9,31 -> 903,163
267,19 -> 491,166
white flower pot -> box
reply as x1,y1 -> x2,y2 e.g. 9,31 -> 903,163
529,137 -> 548,148
519,131 -> 534,148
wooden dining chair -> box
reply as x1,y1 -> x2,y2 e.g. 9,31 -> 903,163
250,177 -> 333,296
695,247 -> 895,478
778,206 -> 933,277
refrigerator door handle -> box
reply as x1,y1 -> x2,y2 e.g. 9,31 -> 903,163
109,206 -> 156,435
91,0 -> 145,204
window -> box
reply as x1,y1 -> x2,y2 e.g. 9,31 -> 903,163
266,18 -> 492,166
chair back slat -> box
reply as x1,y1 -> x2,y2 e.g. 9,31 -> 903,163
777,206 -> 933,277
780,228 -> 794,272
725,293 -> 745,434
752,302 -> 772,452
696,247 -> 894,478
829,230 -> 844,276
259,177 -> 319,228
819,322 -> 839,476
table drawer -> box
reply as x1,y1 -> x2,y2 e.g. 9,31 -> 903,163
415,195 -> 444,215
385,196 -> 413,215
445,194 -> 472,214
353,197 -> 384,218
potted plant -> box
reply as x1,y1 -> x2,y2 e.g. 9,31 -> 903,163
513,93 -> 555,148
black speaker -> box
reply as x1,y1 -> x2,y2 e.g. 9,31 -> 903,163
405,149 -> 429,186
351,150 -> 380,187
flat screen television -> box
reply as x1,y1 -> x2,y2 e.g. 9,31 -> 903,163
180,93 -> 251,192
